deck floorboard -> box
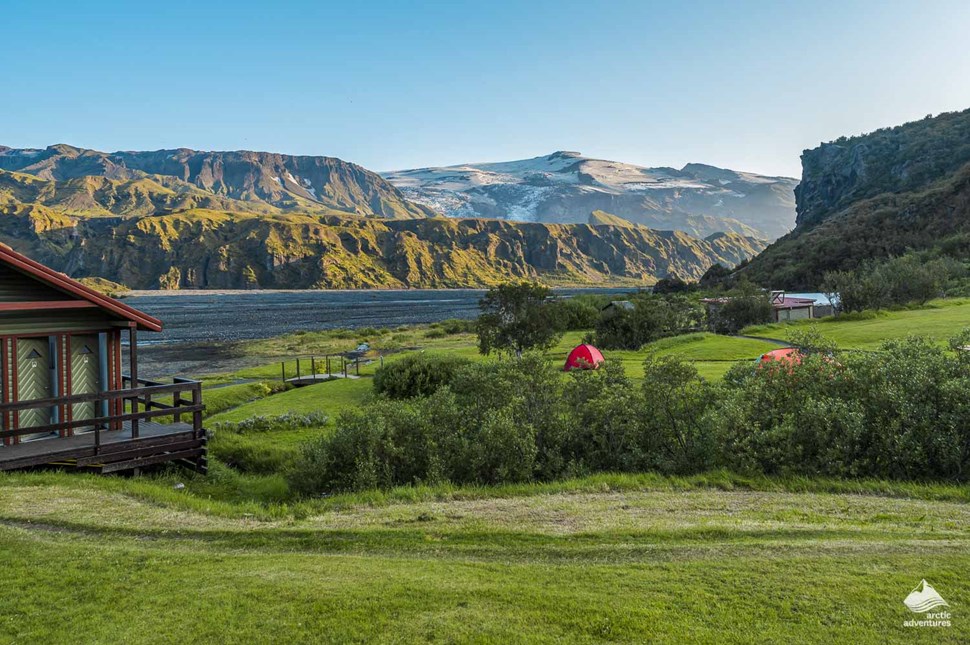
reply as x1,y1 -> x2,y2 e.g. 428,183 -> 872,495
0,420 -> 196,466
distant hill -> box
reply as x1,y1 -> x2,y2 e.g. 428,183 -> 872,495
0,144 -> 434,219
741,108 -> 970,288
0,207 -> 766,289
383,151 -> 797,239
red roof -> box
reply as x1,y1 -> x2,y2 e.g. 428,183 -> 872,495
564,344 -> 605,371
0,244 -> 162,332
702,296 -> 815,309
772,297 -> 815,310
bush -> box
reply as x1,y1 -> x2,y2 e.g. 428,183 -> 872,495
595,295 -> 703,350
211,412 -> 330,434
822,252 -> 963,312
707,283 -> 773,334
439,318 -> 475,334
476,282 -> 563,356
289,329 -> 970,496
548,297 -> 601,331
372,353 -> 472,399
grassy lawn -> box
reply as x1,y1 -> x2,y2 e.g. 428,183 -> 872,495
207,378 -> 372,424
34,300 -> 965,641
0,472 -> 966,642
744,298 -> 970,350
198,329 -> 778,433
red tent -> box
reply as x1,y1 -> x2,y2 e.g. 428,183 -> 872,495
564,344 -> 605,371
757,348 -> 801,368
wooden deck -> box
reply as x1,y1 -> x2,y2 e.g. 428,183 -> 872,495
0,377 -> 207,473
0,421 -> 205,472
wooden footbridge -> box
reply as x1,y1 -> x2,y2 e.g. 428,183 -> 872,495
281,354 -> 383,386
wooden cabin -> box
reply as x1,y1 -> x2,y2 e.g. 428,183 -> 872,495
0,245 -> 206,473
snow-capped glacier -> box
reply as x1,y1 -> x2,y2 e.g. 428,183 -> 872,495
383,151 -> 797,240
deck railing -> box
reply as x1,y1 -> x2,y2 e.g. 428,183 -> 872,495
0,377 -> 204,453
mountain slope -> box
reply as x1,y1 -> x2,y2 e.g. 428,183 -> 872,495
383,151 -> 797,239
0,144 -> 434,219
742,108 -> 970,288
0,208 -> 766,289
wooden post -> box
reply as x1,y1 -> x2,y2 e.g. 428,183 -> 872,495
1,337 -> 7,442
173,378 -> 181,424
129,325 -> 139,439
281,361 -> 286,382
191,382 -> 202,440
311,356 -> 316,377
327,356 -> 331,376
356,357 -> 360,376
343,358 -> 347,378
297,358 -> 301,379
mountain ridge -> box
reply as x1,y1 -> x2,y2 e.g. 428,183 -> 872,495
0,144 -> 434,219
383,151 -> 797,239
0,143 -> 768,289
0,207 -> 766,289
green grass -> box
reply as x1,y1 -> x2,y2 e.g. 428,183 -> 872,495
193,328 -> 780,463
0,471 -> 967,642
206,378 -> 372,425
744,298 -> 970,350
7,306 -> 970,640
201,380 -> 289,418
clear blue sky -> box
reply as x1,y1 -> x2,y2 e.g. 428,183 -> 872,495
3,0 -> 970,177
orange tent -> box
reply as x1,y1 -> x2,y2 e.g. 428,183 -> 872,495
564,344 -> 605,371
758,348 -> 801,365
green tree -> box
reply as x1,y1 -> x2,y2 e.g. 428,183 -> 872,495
476,282 -> 563,357
595,296 -> 703,350
707,282 -> 773,334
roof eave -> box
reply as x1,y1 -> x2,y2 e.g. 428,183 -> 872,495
0,246 -> 162,332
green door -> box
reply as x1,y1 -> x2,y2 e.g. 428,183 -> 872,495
16,338 -> 53,440
70,335 -> 101,432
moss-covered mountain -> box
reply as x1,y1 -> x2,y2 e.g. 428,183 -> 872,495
0,144 -> 434,219
0,208 -> 765,289
742,108 -> 970,288
0,144 -> 766,288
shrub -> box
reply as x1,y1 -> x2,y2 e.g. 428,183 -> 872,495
640,356 -> 716,473
548,297 -> 601,331
211,412 -> 330,434
289,329 -> 970,496
595,295 -> 702,349
440,318 -> 475,334
707,283 -> 773,334
822,252 -> 963,312
372,353 -> 472,399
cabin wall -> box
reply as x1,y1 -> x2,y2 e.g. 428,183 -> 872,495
1,328 -> 125,444
773,306 -> 814,323
0,265 -> 69,302
0,310 -> 126,337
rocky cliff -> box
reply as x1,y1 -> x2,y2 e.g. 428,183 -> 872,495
793,109 -> 970,228
741,108 -> 970,288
